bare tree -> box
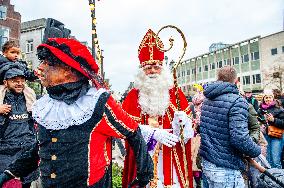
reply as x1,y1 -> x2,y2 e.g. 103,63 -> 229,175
262,57 -> 284,92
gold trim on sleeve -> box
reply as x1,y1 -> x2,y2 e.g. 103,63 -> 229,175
104,114 -> 126,139
106,104 -> 135,133
127,113 -> 141,122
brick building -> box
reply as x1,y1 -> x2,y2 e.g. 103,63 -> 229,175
0,0 -> 21,51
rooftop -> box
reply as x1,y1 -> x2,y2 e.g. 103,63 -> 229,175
21,18 -> 46,32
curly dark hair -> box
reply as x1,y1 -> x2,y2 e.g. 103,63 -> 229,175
2,41 -> 19,52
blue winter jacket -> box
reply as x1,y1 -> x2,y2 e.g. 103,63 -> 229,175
199,81 -> 261,171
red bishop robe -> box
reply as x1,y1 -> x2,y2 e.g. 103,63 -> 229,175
122,87 -> 193,188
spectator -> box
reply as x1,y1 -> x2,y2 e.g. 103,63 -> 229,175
273,89 -> 284,107
0,63 -> 37,188
191,86 -> 205,188
1,41 -> 21,63
199,66 -> 261,188
0,41 -> 37,82
246,103 -> 267,187
248,104 -> 261,143
258,89 -> 284,169
244,88 -> 259,111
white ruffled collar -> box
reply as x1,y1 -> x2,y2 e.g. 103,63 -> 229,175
32,87 -> 107,130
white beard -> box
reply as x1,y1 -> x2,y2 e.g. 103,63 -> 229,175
134,66 -> 173,117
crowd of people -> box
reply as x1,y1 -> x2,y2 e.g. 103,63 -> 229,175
188,73 -> 284,187
0,29 -> 283,188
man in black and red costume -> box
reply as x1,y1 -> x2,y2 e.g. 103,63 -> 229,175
0,38 -> 153,188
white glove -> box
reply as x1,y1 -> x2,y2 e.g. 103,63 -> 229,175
153,129 -> 179,147
172,111 -> 194,143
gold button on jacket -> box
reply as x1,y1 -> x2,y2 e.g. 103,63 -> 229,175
50,173 -> 56,179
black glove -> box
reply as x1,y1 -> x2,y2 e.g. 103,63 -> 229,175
128,175 -> 151,188
126,128 -> 153,188
0,172 -> 13,187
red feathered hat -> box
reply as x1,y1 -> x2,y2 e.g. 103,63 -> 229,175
37,38 -> 99,79
138,29 -> 164,67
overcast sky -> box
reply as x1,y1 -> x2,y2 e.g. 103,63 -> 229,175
10,0 -> 284,93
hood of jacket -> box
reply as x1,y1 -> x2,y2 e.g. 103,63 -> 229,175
204,81 -> 239,100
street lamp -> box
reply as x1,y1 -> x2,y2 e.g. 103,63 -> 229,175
165,55 -> 168,65
88,0 -> 104,79
88,2 -> 111,186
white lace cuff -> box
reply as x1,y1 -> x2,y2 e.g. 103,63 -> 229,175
139,124 -> 155,144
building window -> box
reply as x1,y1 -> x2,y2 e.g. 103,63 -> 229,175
227,59 -> 231,65
198,66 -> 202,72
241,54 -> 249,63
282,46 -> 284,53
210,63 -> 215,70
217,61 -> 222,68
242,75 -> 251,85
187,70 -> 190,75
271,48 -> 278,55
204,65 -> 208,71
191,68 -> 196,74
252,74 -> 261,84
232,57 -> 239,65
0,27 -> 9,50
0,6 -> 7,20
224,59 -> 231,66
26,40 -> 34,53
251,51 -> 259,61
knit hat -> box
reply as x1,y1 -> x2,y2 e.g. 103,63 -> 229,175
244,88 -> 252,93
0,62 -> 25,83
263,89 -> 274,97
4,68 -> 25,80
193,83 -> 204,92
